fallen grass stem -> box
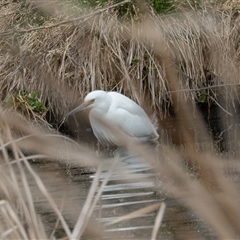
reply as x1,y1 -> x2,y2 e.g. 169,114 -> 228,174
71,163 -> 103,239
151,202 -> 166,240
104,202 -> 162,227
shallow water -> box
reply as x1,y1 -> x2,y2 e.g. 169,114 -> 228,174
26,104 -> 240,238
28,146 -> 219,239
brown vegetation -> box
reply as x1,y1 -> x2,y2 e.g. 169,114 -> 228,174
0,0 -> 240,239
0,1 -> 239,120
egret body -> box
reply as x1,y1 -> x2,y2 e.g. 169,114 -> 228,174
66,90 -> 159,146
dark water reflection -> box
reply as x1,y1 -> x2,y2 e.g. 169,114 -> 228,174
28,147 -> 217,239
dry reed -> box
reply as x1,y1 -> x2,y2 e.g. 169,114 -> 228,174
0,0 -> 239,121
0,0 -> 240,239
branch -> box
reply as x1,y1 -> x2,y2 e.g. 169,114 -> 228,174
0,0 -> 130,36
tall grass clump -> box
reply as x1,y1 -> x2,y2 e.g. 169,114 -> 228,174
0,0 -> 239,124
0,108 -> 116,239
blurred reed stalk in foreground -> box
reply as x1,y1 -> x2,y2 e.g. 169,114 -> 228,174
0,0 -> 240,239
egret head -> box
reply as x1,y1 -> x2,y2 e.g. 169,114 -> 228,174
65,90 -> 111,118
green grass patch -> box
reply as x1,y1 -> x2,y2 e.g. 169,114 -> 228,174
6,91 -> 47,118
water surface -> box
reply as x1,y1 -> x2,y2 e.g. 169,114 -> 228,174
29,146 -> 219,239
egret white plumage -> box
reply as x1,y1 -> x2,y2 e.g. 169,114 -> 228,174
65,90 -> 159,146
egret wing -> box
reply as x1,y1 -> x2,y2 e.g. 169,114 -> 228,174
106,107 -> 158,141
108,92 -> 149,116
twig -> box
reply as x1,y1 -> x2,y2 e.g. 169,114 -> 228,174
151,202 -> 166,240
0,0 -> 130,36
104,202 -> 162,226
209,95 -> 232,116
166,82 -> 240,93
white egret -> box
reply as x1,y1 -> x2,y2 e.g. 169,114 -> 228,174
65,90 -> 159,146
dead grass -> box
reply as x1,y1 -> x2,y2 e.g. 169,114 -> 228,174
0,0 -> 240,239
1,104 -> 240,239
0,0 -> 239,123
0,108 -> 167,239
0,108 -> 103,239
